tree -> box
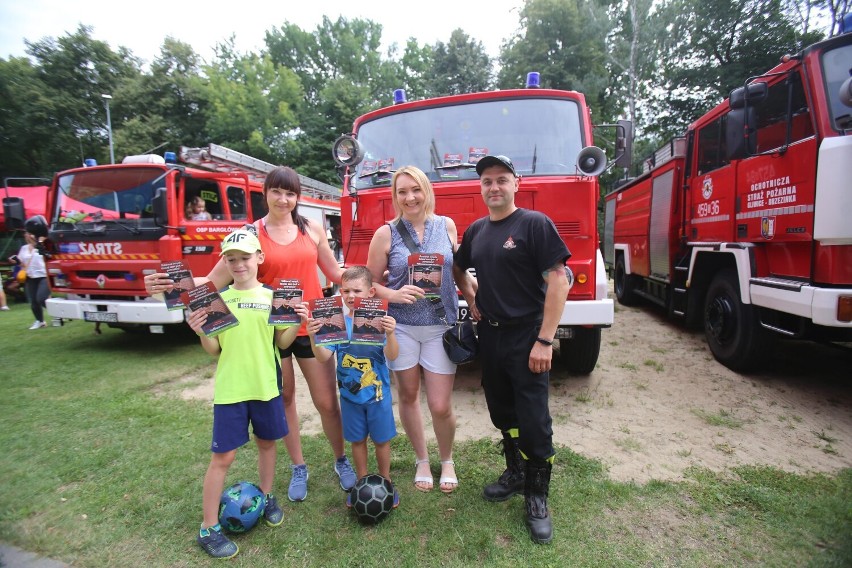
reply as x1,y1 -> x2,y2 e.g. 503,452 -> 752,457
647,0 -> 824,139
0,25 -> 141,176
202,38 -> 302,164
498,0 -> 617,122
430,29 -> 492,96
116,38 -> 209,157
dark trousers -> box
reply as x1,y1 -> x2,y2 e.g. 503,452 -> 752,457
25,277 -> 50,322
478,322 -> 554,461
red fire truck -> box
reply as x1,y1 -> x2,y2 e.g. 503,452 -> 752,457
44,144 -> 341,333
604,31 -> 852,371
331,74 -> 631,374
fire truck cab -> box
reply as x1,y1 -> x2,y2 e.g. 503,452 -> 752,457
44,145 -> 341,333
604,31 -> 852,371
332,75 -> 631,374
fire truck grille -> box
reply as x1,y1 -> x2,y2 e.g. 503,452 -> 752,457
77,271 -> 131,279
349,229 -> 375,242
554,222 -> 581,236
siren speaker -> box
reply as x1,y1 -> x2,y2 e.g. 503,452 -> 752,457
577,146 -> 607,176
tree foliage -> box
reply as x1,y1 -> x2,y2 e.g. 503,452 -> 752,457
0,6 -> 841,183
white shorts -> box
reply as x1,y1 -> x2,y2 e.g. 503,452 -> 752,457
388,323 -> 457,375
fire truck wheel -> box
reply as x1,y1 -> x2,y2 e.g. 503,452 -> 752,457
558,327 -> 601,375
614,256 -> 640,306
703,269 -> 770,372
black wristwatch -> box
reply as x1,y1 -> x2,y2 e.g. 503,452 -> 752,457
536,337 -> 553,346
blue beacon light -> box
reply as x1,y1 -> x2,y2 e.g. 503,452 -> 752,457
526,72 -> 541,89
393,89 -> 407,105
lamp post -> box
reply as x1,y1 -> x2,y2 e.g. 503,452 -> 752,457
101,94 -> 115,164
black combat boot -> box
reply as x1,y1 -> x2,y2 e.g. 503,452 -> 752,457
482,431 -> 525,502
524,458 -> 553,544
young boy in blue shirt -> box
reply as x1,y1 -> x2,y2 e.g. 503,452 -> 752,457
186,229 -> 300,559
300,266 -> 400,507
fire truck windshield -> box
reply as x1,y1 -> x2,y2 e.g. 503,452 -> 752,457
822,43 -> 852,131
350,97 -> 585,190
53,167 -> 163,228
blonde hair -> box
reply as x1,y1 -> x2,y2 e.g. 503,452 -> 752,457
390,166 -> 435,222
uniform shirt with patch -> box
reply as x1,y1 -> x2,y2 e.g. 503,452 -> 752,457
454,208 -> 570,322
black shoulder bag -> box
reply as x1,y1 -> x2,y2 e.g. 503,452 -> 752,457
393,220 -> 478,365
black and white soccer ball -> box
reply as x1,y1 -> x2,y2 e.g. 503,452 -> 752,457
349,474 -> 395,525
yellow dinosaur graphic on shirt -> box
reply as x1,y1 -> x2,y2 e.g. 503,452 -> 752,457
341,353 -> 383,401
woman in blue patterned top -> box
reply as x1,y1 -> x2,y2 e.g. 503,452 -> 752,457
367,165 -> 469,493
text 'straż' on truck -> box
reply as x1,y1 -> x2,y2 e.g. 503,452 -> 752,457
603,29 -> 852,372
330,72 -> 633,374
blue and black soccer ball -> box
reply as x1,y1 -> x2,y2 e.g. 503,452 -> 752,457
218,481 -> 266,533
350,474 -> 395,525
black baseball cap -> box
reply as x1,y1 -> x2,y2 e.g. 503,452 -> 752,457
475,155 -> 517,177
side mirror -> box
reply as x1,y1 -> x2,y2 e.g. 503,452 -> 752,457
2,197 -> 26,230
614,119 -> 633,169
726,107 -> 757,160
152,187 -> 168,224
729,82 -> 768,110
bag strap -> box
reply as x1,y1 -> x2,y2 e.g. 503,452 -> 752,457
392,220 -> 447,323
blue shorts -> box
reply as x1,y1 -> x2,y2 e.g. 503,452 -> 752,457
340,394 -> 397,444
211,395 -> 288,453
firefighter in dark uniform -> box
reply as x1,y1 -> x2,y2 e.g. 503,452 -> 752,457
453,155 -> 572,544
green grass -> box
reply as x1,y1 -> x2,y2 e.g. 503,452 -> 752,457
1,307 -> 851,567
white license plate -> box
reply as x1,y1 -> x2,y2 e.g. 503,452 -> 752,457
84,311 -> 118,323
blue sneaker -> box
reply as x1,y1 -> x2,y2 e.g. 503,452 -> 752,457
264,493 -> 284,527
393,487 -> 400,509
334,456 -> 357,491
288,464 -> 309,502
197,524 -> 238,559
345,490 -> 353,509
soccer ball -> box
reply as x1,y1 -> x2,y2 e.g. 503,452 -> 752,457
218,481 -> 266,533
350,474 -> 395,525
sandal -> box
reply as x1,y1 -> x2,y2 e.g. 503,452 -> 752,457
439,460 -> 458,494
414,458 -> 433,492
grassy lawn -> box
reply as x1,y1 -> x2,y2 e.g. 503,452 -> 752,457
0,306 -> 850,567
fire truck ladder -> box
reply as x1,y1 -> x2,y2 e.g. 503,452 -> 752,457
178,143 -> 341,202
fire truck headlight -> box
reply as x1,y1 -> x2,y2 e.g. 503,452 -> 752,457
838,296 -> 852,323
332,135 -> 364,168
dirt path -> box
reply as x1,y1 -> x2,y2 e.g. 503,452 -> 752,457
178,296 -> 852,483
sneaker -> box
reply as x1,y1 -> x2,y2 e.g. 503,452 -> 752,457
393,487 -> 400,509
334,456 -> 357,491
345,490 -> 353,509
288,464 -> 309,502
197,524 -> 238,559
29,321 -> 46,330
264,493 -> 284,527
0,306 -> 9,311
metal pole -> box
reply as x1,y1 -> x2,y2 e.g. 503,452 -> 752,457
102,94 -> 115,164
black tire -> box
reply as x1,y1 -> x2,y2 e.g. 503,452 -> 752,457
614,256 -> 639,306
558,327 -> 601,375
703,269 -> 770,372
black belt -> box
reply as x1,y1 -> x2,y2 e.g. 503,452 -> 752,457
485,315 -> 542,328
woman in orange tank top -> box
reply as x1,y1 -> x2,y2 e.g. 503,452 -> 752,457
145,167 -> 352,502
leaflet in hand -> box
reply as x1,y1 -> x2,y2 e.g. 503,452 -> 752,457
160,260 -> 195,310
180,281 -> 239,337
351,298 -> 388,345
408,253 -> 444,298
269,278 -> 303,326
309,296 -> 347,346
